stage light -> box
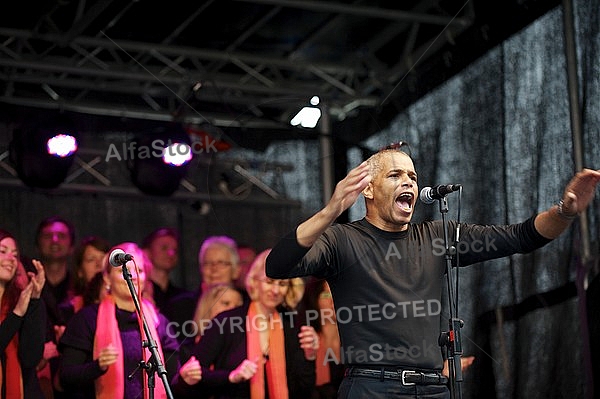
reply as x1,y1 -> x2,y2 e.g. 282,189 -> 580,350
47,134 -> 78,157
130,124 -> 193,196
290,96 -> 322,128
163,142 -> 193,166
9,119 -> 79,189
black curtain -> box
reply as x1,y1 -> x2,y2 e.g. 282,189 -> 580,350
349,0 -> 600,397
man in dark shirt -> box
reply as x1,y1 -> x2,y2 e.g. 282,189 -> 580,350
27,215 -> 76,399
142,227 -> 196,342
35,216 -> 75,319
266,147 -> 600,398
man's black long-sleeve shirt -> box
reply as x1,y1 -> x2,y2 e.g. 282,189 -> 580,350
266,217 -> 550,370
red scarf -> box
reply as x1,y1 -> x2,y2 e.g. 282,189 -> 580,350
93,295 -> 167,399
246,301 -> 288,399
0,308 -> 24,398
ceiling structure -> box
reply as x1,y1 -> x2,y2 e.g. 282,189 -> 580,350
0,0 -> 561,152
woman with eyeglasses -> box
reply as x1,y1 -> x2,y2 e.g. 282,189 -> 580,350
173,249 -> 318,399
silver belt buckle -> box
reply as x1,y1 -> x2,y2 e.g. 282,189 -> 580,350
401,370 -> 416,386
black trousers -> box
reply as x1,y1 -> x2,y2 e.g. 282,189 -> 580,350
337,375 -> 450,399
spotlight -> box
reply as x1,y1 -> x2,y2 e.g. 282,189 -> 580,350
162,142 -> 193,166
9,118 -> 79,189
130,124 -> 193,196
290,96 -> 322,128
47,134 -> 78,157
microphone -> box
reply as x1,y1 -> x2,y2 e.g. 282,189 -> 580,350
420,184 -> 461,204
109,248 -> 134,267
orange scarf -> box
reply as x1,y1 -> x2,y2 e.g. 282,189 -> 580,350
315,288 -> 336,386
246,302 -> 288,399
93,295 -> 167,399
0,312 -> 24,399
315,331 -> 330,386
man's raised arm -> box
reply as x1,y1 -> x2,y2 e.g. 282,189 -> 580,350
266,161 -> 371,278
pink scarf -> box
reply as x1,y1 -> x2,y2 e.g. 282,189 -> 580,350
93,295 -> 167,399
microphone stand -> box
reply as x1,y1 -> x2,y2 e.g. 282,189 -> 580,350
435,195 -> 464,399
119,261 -> 174,399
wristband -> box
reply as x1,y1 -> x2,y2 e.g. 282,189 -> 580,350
557,199 -> 577,220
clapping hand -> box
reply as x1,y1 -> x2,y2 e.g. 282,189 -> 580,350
298,325 -> 319,361
13,280 -> 34,317
442,356 -> 476,378
229,357 -> 259,383
29,259 -> 46,299
13,259 -> 46,316
179,355 -> 203,385
96,343 -> 119,371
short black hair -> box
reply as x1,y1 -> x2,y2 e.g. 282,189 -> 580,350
35,215 -> 76,246
141,227 -> 179,249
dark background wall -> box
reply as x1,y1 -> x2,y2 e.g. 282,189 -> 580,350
346,1 -> 600,397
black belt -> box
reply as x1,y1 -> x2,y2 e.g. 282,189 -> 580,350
345,366 -> 448,386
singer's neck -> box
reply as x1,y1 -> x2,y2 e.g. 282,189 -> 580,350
365,214 -> 410,232
113,296 -> 137,312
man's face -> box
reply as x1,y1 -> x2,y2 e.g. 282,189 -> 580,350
38,221 -> 73,262
146,235 -> 179,272
364,152 -> 418,231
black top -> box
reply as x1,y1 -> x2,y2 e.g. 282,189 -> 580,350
266,217 -> 550,370
58,303 -> 180,399
172,302 -> 316,399
22,256 -> 71,339
152,280 -> 198,343
0,298 -> 46,399
152,280 -> 195,317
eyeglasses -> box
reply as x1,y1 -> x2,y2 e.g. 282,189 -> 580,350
254,277 -> 290,287
378,141 -> 411,155
203,260 -> 233,269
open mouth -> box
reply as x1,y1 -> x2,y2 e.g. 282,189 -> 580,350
395,192 -> 414,212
